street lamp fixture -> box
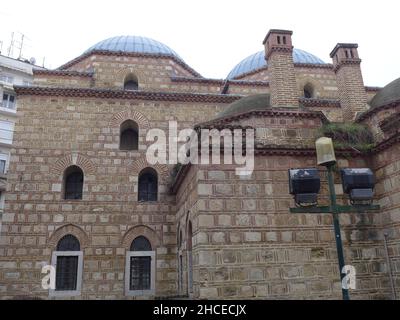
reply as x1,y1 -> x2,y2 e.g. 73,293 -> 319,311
316,137 -> 336,166
289,168 -> 320,207
341,168 -> 375,204
289,137 -> 380,300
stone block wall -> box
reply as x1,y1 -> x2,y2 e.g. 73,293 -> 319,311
295,66 -> 338,99
33,73 -> 93,88
372,143 -> 400,298
0,91 -> 229,299
186,155 -> 392,299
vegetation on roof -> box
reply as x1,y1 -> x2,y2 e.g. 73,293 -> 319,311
317,122 -> 375,153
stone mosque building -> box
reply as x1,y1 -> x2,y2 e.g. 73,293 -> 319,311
0,29 -> 399,299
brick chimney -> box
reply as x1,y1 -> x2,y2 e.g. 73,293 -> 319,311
330,43 -> 368,121
263,29 -> 298,108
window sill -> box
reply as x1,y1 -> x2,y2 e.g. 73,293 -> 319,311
125,289 -> 155,297
0,106 -> 17,114
49,289 -> 81,298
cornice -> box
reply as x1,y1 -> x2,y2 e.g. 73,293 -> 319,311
170,76 -> 269,87
14,86 -> 243,104
299,98 -> 341,108
33,70 -> 94,77
195,108 -> 329,129
333,59 -> 362,72
265,46 -> 293,60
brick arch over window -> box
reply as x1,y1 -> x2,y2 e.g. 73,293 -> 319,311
115,67 -> 148,89
48,224 -> 89,248
109,110 -> 150,130
129,155 -> 169,184
50,153 -> 95,176
122,225 -> 160,250
297,77 -> 324,98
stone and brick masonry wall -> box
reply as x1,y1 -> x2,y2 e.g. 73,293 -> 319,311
188,155 -> 392,299
372,141 -> 400,298
0,92 -> 228,299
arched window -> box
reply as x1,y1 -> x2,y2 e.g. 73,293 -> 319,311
52,235 -> 83,295
187,221 -> 193,294
63,166 -> 84,200
124,73 -> 138,91
120,120 -> 139,151
130,235 -> 152,251
138,168 -> 158,202
303,83 -> 314,99
126,236 -> 155,295
57,234 -> 80,251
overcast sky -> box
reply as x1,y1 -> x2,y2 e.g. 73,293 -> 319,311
0,0 -> 398,87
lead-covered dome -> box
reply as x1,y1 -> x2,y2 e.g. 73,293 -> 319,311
217,94 -> 271,119
227,49 -> 326,79
85,35 -> 184,62
369,77 -> 400,109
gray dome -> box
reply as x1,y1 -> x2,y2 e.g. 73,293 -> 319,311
369,77 -> 400,109
217,94 -> 271,119
227,49 -> 326,79
85,35 -> 184,61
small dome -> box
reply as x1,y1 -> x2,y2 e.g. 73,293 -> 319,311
85,35 -> 183,61
369,77 -> 400,109
227,49 -> 326,79
217,94 -> 271,119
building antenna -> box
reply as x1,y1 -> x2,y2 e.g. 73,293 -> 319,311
7,32 -> 15,57
18,34 -> 25,59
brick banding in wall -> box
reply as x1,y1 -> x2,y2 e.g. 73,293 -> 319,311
231,63 -> 333,81
50,153 -> 96,176
58,50 -> 202,78
48,224 -> 90,247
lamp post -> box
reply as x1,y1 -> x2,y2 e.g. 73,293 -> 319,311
326,163 -> 349,300
316,137 -> 349,300
289,137 -> 380,300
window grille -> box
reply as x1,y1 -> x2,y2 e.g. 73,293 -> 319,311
138,170 -> 158,202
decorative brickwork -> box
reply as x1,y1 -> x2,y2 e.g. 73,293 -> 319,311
109,110 -> 150,129
50,153 -> 96,176
330,44 -> 368,121
0,29 -> 399,300
129,155 -> 170,184
121,225 -> 160,250
48,224 -> 90,247
263,30 -> 299,107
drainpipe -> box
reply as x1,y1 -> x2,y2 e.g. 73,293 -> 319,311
383,233 -> 397,300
